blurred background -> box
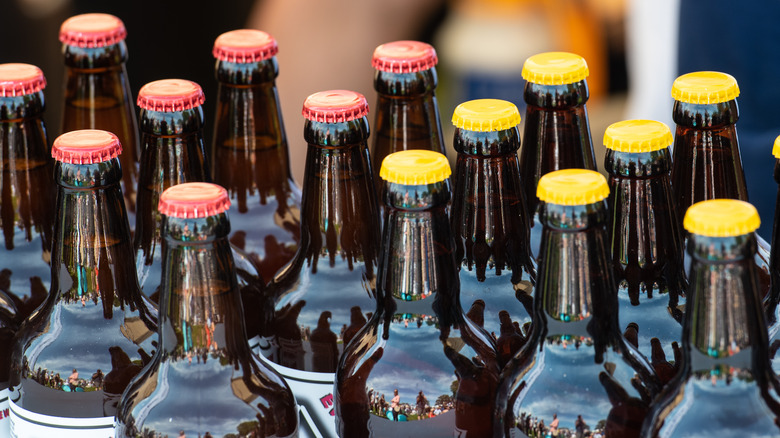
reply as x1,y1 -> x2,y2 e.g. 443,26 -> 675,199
2,0 -> 779,237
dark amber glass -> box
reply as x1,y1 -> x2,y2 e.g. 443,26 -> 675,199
0,290 -> 17,435
495,176 -> 659,438
9,131 -> 157,435
766,150 -> 780,375
336,151 -> 500,438
116,183 -> 298,438
450,124 -> 536,367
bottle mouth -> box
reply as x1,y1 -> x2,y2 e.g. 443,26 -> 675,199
137,79 -> 205,112
59,13 -> 127,48
158,183 -> 231,219
302,90 -> 369,123
213,29 -> 278,63
0,63 -> 46,97
52,130 -> 122,165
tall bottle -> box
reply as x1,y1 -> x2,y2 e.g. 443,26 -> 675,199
116,182 -> 299,438
449,98 -> 536,367
604,120 -> 686,383
642,199 -> 780,437
0,63 -> 56,323
0,291 -> 15,437
211,29 -> 302,287
495,169 -> 660,438
9,130 -> 157,437
766,135 -> 780,375
59,13 -> 140,232
255,90 -> 381,438
335,150 -> 500,438
370,40 -> 446,185
670,71 -> 770,298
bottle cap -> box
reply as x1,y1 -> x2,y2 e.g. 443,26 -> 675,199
522,52 -> 589,86
137,79 -> 205,112
158,182 -> 231,219
773,135 -> 780,159
537,169 -> 609,206
603,120 -> 673,153
380,150 -> 451,185
0,63 -> 46,97
59,13 -> 127,48
52,129 -> 122,164
684,199 -> 759,237
671,71 -> 739,104
213,29 -> 278,63
372,41 -> 438,73
452,99 -> 521,132
302,90 -> 368,123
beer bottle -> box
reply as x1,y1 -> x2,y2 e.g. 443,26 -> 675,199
765,135 -> 780,375
370,40 -> 445,186
449,98 -> 536,367
115,183 -> 299,438
670,71 -> 770,298
211,29 -> 302,285
642,200 -> 780,437
495,169 -> 660,438
0,63 -> 56,323
335,150 -> 500,438
518,52 -> 597,258
0,291 -> 15,437
9,130 -> 157,437
59,13 -> 140,232
256,90 -> 381,438
604,120 -> 686,383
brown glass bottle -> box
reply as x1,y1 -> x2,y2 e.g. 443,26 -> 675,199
766,136 -> 780,375
211,30 -> 302,287
254,90 -> 380,438
116,183 -> 298,438
495,169 -> 660,438
9,130 -> 157,436
336,150 -> 500,438
604,120 -> 686,385
59,13 -> 140,232
0,63 -> 56,324
518,52 -> 597,259
642,200 -> 780,437
370,40 -> 446,186
0,289 -> 17,436
449,99 -> 536,368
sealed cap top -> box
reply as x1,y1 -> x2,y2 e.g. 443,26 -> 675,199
0,63 -> 46,97
452,99 -> 521,132
603,120 -> 673,153
213,29 -> 278,63
671,71 -> 739,104
137,79 -> 205,112
302,90 -> 369,123
52,129 -> 122,164
537,168 -> 609,206
380,150 -> 451,185
684,199 -> 759,237
522,52 -> 589,85
773,135 -> 780,159
158,182 -> 231,219
59,13 -> 126,48
372,40 -> 438,73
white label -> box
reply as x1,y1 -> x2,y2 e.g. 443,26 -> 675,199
0,388 -> 9,438
9,399 -> 114,438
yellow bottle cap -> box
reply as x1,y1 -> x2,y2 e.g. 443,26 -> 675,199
522,52 -> 589,86
773,135 -> 780,159
452,99 -> 521,132
380,150 -> 451,185
671,71 -> 740,104
603,120 -> 673,153
537,169 -> 609,206
684,199 -> 760,237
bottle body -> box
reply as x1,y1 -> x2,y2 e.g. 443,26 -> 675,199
766,156 -> 780,375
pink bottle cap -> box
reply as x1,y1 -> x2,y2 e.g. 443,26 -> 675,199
59,13 -> 127,48
372,41 -> 438,73
302,90 -> 369,123
158,183 -> 231,219
137,79 -> 205,112
213,29 -> 278,63
0,63 -> 47,97
52,130 -> 123,164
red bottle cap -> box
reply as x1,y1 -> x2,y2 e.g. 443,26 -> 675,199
59,13 -> 127,48
0,63 -> 47,97
158,183 -> 231,219
302,90 -> 369,123
137,79 -> 205,112
213,29 -> 278,63
372,41 -> 438,73
52,130 -> 123,164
